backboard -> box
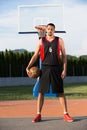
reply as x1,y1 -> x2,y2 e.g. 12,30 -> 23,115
18,4 -> 66,34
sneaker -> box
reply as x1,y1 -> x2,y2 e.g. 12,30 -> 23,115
64,113 -> 74,122
32,114 -> 41,123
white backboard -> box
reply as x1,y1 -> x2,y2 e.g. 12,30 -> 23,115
18,4 -> 65,34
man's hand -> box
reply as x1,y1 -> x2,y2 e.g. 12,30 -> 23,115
61,70 -> 66,79
26,67 -> 32,78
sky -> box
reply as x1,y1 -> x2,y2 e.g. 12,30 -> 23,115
0,0 -> 87,56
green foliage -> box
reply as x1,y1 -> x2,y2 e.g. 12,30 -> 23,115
0,50 -> 87,77
67,55 -> 87,76
0,49 -> 35,77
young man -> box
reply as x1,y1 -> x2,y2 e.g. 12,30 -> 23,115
26,23 -> 74,123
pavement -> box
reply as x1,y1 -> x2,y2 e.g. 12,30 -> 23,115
0,117 -> 87,130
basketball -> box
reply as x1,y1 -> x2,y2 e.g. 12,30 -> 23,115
28,66 -> 41,78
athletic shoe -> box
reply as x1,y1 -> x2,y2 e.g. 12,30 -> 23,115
32,114 -> 41,123
64,113 -> 74,122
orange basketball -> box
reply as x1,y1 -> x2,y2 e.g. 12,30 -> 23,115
28,66 -> 41,78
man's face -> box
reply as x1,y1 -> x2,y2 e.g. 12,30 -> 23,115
46,25 -> 55,36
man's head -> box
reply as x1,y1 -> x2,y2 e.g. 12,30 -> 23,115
46,23 -> 55,36
47,23 -> 55,29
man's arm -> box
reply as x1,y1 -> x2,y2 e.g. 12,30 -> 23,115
35,25 -> 47,39
26,39 -> 42,74
35,25 -> 47,31
59,38 -> 67,79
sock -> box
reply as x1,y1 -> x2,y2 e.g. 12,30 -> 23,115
37,112 -> 41,114
64,112 -> 68,114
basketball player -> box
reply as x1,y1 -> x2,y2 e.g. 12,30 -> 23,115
26,23 -> 74,123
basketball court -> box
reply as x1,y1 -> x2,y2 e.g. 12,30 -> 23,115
0,99 -> 87,117
0,3 -> 87,130
0,99 -> 87,130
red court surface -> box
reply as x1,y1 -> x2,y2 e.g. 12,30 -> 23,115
0,99 -> 87,118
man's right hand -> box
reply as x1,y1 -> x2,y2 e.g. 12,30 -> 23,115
26,67 -> 32,78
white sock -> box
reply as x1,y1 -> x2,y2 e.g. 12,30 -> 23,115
64,112 -> 68,114
37,112 -> 41,114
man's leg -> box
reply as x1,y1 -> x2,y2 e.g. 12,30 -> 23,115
37,93 -> 44,113
59,93 -> 67,113
59,93 -> 74,122
32,93 -> 44,123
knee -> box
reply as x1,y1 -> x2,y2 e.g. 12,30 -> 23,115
38,93 -> 44,97
58,93 -> 65,97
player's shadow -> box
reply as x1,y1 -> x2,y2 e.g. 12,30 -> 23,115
73,116 -> 87,122
41,116 -> 87,122
41,117 -> 62,122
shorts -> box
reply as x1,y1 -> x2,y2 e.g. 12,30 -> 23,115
38,65 -> 64,94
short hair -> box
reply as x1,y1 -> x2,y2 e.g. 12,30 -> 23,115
47,23 -> 55,28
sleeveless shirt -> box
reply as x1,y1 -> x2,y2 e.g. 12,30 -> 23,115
40,36 -> 60,66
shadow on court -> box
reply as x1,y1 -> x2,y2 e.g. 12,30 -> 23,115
0,116 -> 87,130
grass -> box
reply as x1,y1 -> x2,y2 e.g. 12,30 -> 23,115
0,82 -> 87,100
64,82 -> 87,99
